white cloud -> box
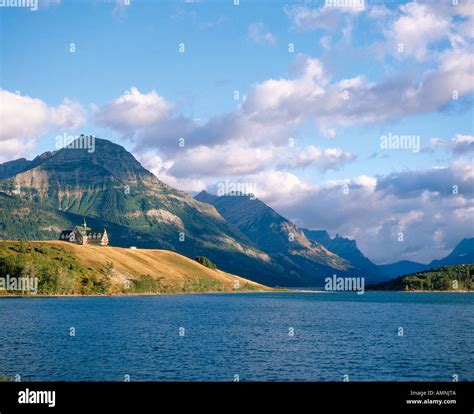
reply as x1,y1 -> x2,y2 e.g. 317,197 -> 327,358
452,135 -> 474,154
0,89 -> 85,142
138,151 -> 207,193
96,42 -> 473,154
279,145 -> 354,171
169,144 -> 276,178
235,169 -> 318,207
94,46 -> 473,194
456,1 -> 474,39
367,4 -> 393,19
388,2 -> 450,61
0,138 -> 37,163
138,142 -> 354,188
238,50 -> 474,132
266,162 -> 474,264
95,87 -> 172,131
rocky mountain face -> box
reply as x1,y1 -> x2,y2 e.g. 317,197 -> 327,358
193,191 -> 379,285
302,229 -> 383,280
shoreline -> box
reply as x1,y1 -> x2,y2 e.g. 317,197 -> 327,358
0,289 -> 288,299
1,289 -> 471,298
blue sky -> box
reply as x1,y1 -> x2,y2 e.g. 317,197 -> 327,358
1,0 -> 473,263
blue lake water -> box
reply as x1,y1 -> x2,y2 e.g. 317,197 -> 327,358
0,292 -> 472,381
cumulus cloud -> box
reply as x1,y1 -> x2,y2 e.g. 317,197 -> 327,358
138,151 -> 208,193
215,169 -> 318,207
167,144 -> 276,178
94,87 -> 172,131
0,89 -> 86,142
239,49 -> 473,132
96,46 -> 473,154
369,0 -> 474,62
93,45 -> 473,220
388,2 -> 450,60
138,142 -> 354,187
264,162 -> 474,264
376,164 -> 473,199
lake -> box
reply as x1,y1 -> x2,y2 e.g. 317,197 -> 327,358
0,292 -> 472,381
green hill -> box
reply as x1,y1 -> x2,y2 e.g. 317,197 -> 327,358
369,264 -> 474,291
0,241 -> 270,296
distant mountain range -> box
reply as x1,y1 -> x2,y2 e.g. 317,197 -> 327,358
377,238 -> 474,279
196,191 -> 473,283
0,136 -> 472,287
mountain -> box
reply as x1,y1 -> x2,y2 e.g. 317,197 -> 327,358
0,240 -> 269,295
0,137 -> 365,287
429,238 -> 474,268
302,229 -> 383,281
0,158 -> 31,179
0,137 -> 291,286
377,238 -> 474,279
2,137 -> 470,287
377,261 -> 429,280
194,190 -> 378,286
195,191 -> 474,284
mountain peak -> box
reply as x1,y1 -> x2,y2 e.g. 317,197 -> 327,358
195,190 -> 219,204
429,238 -> 474,267
15,136 -> 164,187
193,190 -> 356,283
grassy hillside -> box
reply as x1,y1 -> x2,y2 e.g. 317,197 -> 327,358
369,264 -> 474,291
0,241 -> 270,295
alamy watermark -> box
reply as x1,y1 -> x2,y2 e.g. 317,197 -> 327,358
325,274 -> 365,294
0,0 -> 37,11
380,133 -> 420,153
216,180 -> 257,200
55,133 -> 95,153
325,0 -> 365,11
0,275 -> 38,294
18,389 -> 55,408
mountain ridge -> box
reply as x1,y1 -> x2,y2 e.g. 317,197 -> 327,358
1,137 -> 472,287
0,138 -> 347,286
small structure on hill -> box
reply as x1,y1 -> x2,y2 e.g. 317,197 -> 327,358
59,218 -> 109,246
